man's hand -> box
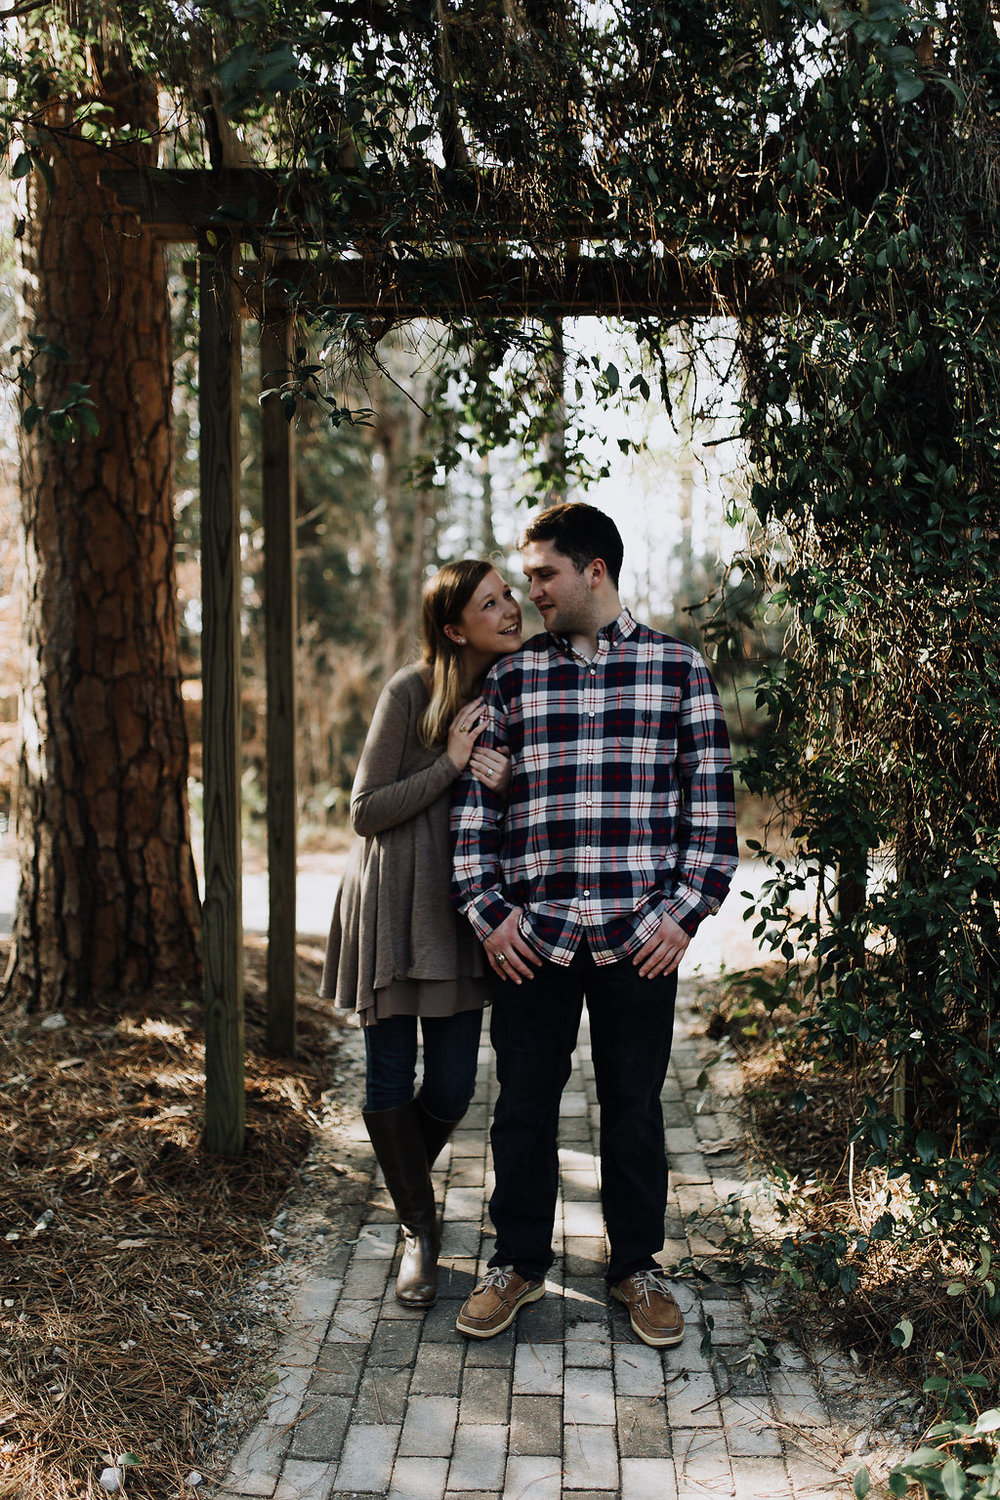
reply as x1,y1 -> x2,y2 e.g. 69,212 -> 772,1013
633,912 -> 690,978
483,907 -> 542,984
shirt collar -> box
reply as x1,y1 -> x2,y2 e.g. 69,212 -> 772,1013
601,607 -> 637,647
555,607 -> 637,660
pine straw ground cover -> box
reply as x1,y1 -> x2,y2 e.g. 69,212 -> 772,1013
700,966 -> 1000,1405
0,936 -> 350,1500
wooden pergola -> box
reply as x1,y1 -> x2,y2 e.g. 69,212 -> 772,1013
108,161 -> 766,1154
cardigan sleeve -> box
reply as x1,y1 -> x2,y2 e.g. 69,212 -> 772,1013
350,674 -> 461,838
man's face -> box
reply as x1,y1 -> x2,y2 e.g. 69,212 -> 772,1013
522,539 -> 597,638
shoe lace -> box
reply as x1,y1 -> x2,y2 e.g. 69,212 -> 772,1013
629,1270 -> 673,1306
478,1265 -> 514,1292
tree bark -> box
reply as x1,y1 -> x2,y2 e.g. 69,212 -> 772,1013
8,76 -> 201,1009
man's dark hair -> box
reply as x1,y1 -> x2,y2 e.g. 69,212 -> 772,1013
518,502 -> 625,587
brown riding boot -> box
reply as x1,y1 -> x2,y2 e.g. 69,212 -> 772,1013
414,1094 -> 463,1169
362,1101 -> 439,1308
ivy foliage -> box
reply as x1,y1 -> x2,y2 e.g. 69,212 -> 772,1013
731,0 -> 1000,1278
4,0 -> 1000,1276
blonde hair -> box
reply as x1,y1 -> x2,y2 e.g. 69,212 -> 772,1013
418,559 -> 493,748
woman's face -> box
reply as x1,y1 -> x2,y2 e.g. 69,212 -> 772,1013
454,568 -> 523,659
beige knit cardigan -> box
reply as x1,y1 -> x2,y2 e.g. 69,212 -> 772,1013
320,664 -> 488,1020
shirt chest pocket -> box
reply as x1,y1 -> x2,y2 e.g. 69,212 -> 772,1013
607,688 -> 681,750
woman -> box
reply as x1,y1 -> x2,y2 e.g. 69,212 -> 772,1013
321,560 -> 522,1308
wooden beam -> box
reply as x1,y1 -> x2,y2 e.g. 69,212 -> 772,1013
260,315 -> 299,1058
237,254 -> 761,319
199,230 -> 246,1157
106,170 -> 779,318
104,164 -> 863,320
110,168 -> 283,242
103,165 -> 615,245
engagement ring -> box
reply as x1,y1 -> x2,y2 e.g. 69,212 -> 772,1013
496,953 -> 506,965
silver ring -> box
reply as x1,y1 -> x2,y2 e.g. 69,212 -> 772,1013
496,953 -> 506,965
486,769 -> 494,778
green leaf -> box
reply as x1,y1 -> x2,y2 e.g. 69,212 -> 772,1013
891,1318 -> 913,1350
934,75 -> 967,106
940,1458 -> 966,1500
853,1466 -> 870,1499
895,73 -> 925,102
217,43 -> 257,91
974,1410 -> 1000,1434
12,152 -> 31,179
915,1131 -> 938,1165
899,1447 -> 959,1469
945,1281 -> 966,1297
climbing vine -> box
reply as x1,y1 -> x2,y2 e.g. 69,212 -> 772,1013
733,1 -> 1000,1287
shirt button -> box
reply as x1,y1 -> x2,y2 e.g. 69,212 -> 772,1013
583,890 -> 591,897
588,710 -> 595,717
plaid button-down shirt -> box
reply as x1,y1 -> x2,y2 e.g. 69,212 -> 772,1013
451,609 -> 738,967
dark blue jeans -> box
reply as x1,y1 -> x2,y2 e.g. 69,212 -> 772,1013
488,942 -> 677,1285
364,1008 -> 484,1118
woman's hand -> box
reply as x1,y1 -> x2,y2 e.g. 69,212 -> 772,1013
469,745 -> 511,796
446,698 -> 486,772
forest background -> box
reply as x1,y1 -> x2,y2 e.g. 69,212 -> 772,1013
0,299 -> 758,846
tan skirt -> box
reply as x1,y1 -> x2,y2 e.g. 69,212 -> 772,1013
365,976 -> 492,1028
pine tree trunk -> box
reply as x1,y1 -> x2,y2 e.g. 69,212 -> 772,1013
8,78 -> 201,1009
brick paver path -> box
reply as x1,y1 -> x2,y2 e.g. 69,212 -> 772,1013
212,983 -> 898,1500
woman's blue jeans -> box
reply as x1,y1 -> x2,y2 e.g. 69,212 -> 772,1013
363,1008 -> 484,1118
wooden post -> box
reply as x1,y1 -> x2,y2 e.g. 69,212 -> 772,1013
260,315 -> 299,1056
199,231 -> 245,1156
543,316 -> 567,508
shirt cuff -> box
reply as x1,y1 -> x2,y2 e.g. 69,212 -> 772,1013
660,883 -> 722,937
464,889 -> 514,942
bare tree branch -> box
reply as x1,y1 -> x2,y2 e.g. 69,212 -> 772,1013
0,0 -> 51,16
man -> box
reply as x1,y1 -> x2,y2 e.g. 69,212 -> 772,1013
450,502 -> 738,1345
